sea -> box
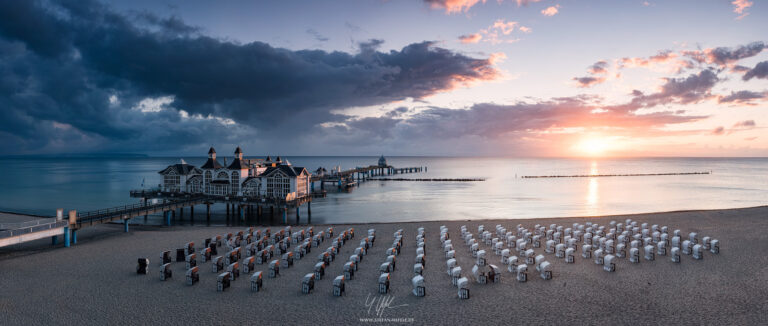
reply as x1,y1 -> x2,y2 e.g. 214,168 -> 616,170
1,156 -> 766,225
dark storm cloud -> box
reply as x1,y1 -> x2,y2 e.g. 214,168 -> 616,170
0,0 -> 499,154
742,61 -> 768,81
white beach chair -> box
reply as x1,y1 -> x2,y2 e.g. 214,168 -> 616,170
457,277 -> 470,299
629,248 -> 640,263
644,245 -> 655,261
604,254 -> 616,272
451,266 -> 462,286
507,256 -> 519,272
692,244 -> 704,260
302,273 -> 315,294
516,264 -> 528,282
565,248 -> 575,263
250,271 -> 263,292
670,247 -> 680,263
710,239 -> 719,254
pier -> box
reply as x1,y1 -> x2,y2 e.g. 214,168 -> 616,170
1,158 -> 426,249
521,171 -> 711,178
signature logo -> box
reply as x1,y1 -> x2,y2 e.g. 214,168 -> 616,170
364,293 -> 409,317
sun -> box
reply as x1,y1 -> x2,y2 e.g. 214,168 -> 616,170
575,137 -> 610,156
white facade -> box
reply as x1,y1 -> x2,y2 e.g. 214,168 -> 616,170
159,147 -> 310,200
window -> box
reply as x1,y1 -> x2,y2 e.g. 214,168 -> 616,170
204,171 -> 212,193
231,171 -> 240,195
164,171 -> 180,192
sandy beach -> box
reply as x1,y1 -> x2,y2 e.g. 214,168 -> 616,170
1,206 -> 766,325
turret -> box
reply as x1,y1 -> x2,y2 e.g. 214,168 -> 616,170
234,147 -> 243,160
208,147 -> 217,160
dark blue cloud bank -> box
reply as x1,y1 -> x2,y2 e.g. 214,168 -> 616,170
0,0 -> 499,155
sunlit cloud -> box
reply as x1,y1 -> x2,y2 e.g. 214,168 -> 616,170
424,0 -> 487,13
732,0 -> 753,20
541,5 -> 560,16
458,33 -> 482,44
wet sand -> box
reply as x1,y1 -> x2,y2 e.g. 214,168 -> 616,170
0,206 -> 766,325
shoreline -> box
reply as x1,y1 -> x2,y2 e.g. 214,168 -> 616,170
0,205 -> 766,324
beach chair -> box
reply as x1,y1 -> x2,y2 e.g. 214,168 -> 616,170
534,254 -> 546,269
282,252 -> 294,268
200,247 -> 211,263
605,240 -> 614,254
516,264 -> 528,282
457,277 -> 470,299
227,262 -> 240,280
411,275 -> 426,297
644,245 -> 655,261
567,238 -> 578,251
544,240 -> 555,254
655,241 -> 666,255
242,256 -> 255,273
477,250 -> 487,266
682,240 -> 692,255
446,258 -> 457,275
555,244 -> 565,258
318,252 -> 331,265
594,248 -> 605,265
184,242 -> 195,256
137,258 -> 149,275
616,243 -> 626,258
249,271 -> 263,292
350,254 -> 361,267
692,244 -> 704,260
212,256 -> 224,273
379,273 -> 390,294
670,247 -> 681,263
380,261 -> 393,273
413,263 -> 424,276
582,244 -> 593,258
652,231 -> 661,243
302,273 -> 315,294
689,232 -> 698,244
564,248 -> 575,263
629,248 -> 640,263
414,254 -> 425,268
387,255 -> 397,271
539,261 -> 552,280
488,264 -> 501,283
451,266 -> 462,286
472,265 -> 487,284
217,272 -> 231,292
444,243 -> 454,253
329,275 -> 345,297
501,249 -> 511,265
161,251 -> 172,265
603,254 -> 616,272
522,249 -> 534,265
186,266 -> 199,285
493,241 -> 503,255
269,260 -> 279,278
507,256 -> 519,273
160,263 -> 172,281
516,239 -> 527,253
314,262 -> 326,280
546,230 -> 554,241
710,239 -> 719,254
185,253 -> 197,269
702,236 -> 711,250
343,261 -> 355,280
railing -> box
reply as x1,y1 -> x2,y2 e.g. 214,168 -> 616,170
0,220 -> 69,239
75,196 -> 205,225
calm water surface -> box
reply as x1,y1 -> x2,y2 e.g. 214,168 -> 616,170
1,156 -> 766,224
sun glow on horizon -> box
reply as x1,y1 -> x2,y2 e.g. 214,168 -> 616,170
574,137 -> 613,157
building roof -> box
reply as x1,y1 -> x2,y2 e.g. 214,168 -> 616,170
227,158 -> 248,170
234,146 -> 242,154
201,158 -> 224,169
262,165 -> 308,177
208,147 -> 216,154
158,162 -> 201,175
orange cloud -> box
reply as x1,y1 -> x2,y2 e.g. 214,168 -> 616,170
732,0 -> 753,20
458,33 -> 483,44
541,5 -> 560,16
425,0 -> 487,13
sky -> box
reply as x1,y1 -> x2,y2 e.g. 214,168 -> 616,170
0,0 -> 766,157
